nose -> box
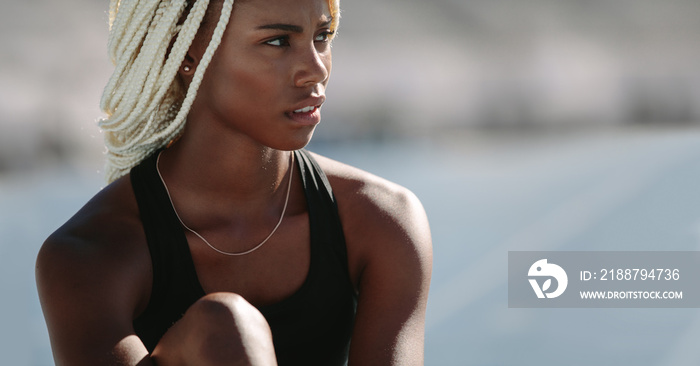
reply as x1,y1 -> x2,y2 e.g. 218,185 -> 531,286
293,44 -> 330,88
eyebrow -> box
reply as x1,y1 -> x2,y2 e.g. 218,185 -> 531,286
257,19 -> 333,33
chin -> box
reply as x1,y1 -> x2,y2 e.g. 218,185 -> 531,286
271,127 -> 316,151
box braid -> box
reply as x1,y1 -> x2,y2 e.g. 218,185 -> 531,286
98,0 -> 339,183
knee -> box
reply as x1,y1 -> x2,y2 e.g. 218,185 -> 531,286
189,292 -> 262,328
186,293 -> 275,364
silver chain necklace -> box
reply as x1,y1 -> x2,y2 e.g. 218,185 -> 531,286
155,151 -> 294,256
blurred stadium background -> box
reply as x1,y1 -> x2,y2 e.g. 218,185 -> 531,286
3,0 -> 700,364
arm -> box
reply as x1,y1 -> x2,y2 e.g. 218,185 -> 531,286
344,181 -> 433,365
36,184 -> 153,365
37,232 -> 152,366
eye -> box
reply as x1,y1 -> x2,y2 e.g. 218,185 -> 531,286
314,31 -> 335,43
264,36 -> 290,47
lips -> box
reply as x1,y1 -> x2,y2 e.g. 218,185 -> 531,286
284,95 -> 325,126
294,105 -> 317,113
286,97 -> 324,126
289,95 -> 325,115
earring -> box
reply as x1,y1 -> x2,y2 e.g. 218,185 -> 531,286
183,65 -> 192,73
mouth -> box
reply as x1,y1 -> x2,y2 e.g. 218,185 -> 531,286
289,94 -> 325,114
292,105 -> 319,114
285,102 -> 323,126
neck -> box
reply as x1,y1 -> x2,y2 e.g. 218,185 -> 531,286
159,126 -> 292,205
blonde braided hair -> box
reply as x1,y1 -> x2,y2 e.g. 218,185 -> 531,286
99,0 -> 339,183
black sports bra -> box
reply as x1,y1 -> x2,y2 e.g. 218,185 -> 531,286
130,149 -> 357,365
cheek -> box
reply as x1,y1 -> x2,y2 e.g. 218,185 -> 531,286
210,59 -> 279,108
234,64 -> 276,96
325,53 -> 332,79
318,50 -> 332,83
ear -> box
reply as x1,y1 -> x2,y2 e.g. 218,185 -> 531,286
179,52 -> 198,75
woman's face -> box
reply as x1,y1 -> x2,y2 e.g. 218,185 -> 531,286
188,0 -> 334,150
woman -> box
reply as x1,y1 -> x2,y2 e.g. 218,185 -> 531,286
36,0 -> 432,364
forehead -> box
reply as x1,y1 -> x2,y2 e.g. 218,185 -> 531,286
232,0 -> 332,25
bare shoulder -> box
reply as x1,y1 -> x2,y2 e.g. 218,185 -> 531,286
37,174 -> 147,281
309,151 -> 432,365
309,151 -> 428,229
36,175 -> 151,363
309,151 -> 432,285
37,174 -> 149,305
